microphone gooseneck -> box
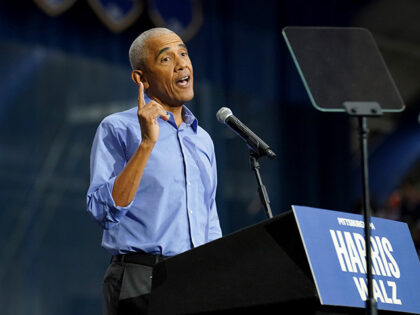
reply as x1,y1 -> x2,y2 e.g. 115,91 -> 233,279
216,107 -> 276,159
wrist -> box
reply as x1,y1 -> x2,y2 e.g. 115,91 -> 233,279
139,139 -> 156,151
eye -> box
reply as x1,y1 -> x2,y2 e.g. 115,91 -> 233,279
181,51 -> 188,57
161,56 -> 170,63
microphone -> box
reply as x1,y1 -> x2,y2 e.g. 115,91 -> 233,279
216,107 -> 276,159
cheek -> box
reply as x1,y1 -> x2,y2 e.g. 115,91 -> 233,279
150,73 -> 172,91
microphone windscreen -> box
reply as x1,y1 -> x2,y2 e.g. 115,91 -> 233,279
216,107 -> 233,123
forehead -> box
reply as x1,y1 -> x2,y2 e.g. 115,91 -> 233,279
146,33 -> 185,55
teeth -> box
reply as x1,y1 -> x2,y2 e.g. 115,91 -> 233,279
177,76 -> 189,85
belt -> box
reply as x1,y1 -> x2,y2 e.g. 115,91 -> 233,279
111,251 -> 168,267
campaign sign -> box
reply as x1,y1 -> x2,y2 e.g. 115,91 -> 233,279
292,205 -> 420,314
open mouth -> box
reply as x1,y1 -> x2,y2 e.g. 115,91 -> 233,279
176,75 -> 190,87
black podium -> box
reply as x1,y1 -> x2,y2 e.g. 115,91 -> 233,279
148,211 -> 406,315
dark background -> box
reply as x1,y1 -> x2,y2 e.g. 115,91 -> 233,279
0,1 -> 419,314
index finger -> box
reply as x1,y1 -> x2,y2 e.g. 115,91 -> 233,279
137,82 -> 145,109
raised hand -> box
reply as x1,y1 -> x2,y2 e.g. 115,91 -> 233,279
112,82 -> 169,207
136,82 -> 170,144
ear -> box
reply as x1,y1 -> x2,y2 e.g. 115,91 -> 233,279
131,70 -> 149,89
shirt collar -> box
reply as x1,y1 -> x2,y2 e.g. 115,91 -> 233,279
143,95 -> 198,133
181,105 -> 198,133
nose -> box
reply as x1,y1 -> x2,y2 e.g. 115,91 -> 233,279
175,56 -> 187,71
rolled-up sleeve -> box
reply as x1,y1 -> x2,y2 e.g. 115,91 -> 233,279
86,119 -> 133,230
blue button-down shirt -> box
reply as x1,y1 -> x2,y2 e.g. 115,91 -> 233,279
87,101 -> 222,257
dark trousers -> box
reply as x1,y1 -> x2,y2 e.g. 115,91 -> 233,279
102,253 -> 166,315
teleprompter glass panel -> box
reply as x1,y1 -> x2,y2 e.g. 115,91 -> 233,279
282,27 -> 405,113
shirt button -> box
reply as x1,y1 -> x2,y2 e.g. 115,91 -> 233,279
187,181 -> 191,186
189,210 -> 193,214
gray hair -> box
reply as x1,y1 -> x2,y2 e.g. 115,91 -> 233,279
129,27 -> 175,70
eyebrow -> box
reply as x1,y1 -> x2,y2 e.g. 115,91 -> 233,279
156,43 -> 188,60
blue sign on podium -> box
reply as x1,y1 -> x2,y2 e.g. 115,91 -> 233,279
293,205 -> 420,314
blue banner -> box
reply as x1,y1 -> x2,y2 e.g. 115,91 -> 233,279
34,0 -> 77,16
87,0 -> 144,32
293,205 -> 420,314
148,0 -> 202,41
34,0 -> 202,39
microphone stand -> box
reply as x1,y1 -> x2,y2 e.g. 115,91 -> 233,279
249,151 -> 273,219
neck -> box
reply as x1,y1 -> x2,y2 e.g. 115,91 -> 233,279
147,94 -> 184,127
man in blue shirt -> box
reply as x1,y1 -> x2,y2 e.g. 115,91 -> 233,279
87,27 -> 222,314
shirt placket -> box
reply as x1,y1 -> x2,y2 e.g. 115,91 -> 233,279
177,124 -> 196,247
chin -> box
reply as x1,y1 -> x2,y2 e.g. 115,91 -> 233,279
185,90 -> 194,102
178,89 -> 194,105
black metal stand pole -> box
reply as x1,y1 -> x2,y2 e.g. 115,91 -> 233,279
358,116 -> 377,315
249,151 -> 273,219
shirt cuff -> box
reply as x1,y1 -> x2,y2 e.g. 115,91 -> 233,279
99,177 -> 134,227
